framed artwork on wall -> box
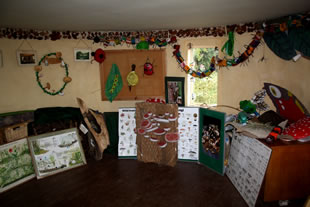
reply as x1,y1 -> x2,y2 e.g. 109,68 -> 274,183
74,48 -> 91,61
165,77 -> 185,106
0,138 -> 35,193
16,50 -> 37,66
28,128 -> 87,179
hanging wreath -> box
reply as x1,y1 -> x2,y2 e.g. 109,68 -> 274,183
173,31 -> 264,78
34,52 -> 71,95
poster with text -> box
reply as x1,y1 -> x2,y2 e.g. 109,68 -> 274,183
178,107 -> 199,161
226,134 -> 272,207
118,108 -> 137,158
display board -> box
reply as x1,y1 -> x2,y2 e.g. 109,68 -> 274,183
118,108 -> 137,158
226,134 -> 272,207
199,108 -> 226,175
0,138 -> 35,193
178,107 -> 199,161
117,107 -> 199,161
100,49 -> 166,101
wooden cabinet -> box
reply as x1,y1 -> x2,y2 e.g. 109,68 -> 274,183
262,140 -> 310,201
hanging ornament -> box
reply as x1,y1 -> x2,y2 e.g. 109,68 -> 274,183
105,64 -> 123,102
144,57 -> 154,75
127,64 -> 139,91
34,52 -> 71,96
221,31 -> 234,56
91,48 -> 106,63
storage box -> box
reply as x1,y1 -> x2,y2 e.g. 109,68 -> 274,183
0,122 -> 28,143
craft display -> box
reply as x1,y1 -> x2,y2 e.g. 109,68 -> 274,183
91,48 -> 105,63
0,23 -> 257,44
263,13 -> 310,61
0,138 -> 35,193
28,128 -> 86,179
226,134 -> 272,207
135,102 -> 179,167
76,97 -> 110,159
178,107 -> 199,161
117,107 -> 200,161
143,57 -> 154,75
118,108 -> 137,158
105,64 -> 123,102
173,31 -> 263,78
221,31 -> 234,56
263,82 -> 309,124
199,108 -> 226,175
127,64 -> 139,91
34,52 -> 71,96
281,116 -> 310,141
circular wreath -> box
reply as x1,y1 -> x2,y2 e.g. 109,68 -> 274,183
34,52 -> 71,96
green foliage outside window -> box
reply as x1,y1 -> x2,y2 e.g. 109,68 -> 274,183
190,48 -> 217,106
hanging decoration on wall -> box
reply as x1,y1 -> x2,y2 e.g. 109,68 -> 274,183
221,31 -> 234,56
34,52 -> 71,96
91,48 -> 106,63
105,64 -> 123,102
0,22 -> 259,48
172,31 -> 263,78
127,64 -> 139,91
143,57 -> 154,75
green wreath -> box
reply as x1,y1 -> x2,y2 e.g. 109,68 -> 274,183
34,52 -> 71,96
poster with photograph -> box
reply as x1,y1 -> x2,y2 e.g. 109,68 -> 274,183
226,134 -> 272,207
74,48 -> 91,61
118,108 -> 137,158
178,107 -> 199,161
16,50 -> 37,66
165,77 -> 185,106
0,138 -> 35,193
28,128 -> 86,179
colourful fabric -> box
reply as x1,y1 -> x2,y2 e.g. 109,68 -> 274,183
105,64 -> 123,102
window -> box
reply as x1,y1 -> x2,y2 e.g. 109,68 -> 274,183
187,47 -> 218,107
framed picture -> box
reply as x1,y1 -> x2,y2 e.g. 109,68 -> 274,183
28,128 -> 87,179
0,138 -> 35,193
0,50 -> 3,67
16,50 -> 37,66
199,108 -> 226,175
74,48 -> 91,61
165,77 -> 185,106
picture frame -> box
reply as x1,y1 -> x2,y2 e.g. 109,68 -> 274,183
165,77 -> 185,106
74,48 -> 91,61
16,50 -> 37,66
28,128 -> 87,179
0,138 -> 36,193
0,50 -> 3,68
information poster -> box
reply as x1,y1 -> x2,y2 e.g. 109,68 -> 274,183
178,107 -> 199,161
118,108 -> 137,158
226,134 -> 272,207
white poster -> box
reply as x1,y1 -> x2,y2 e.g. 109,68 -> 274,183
226,134 -> 272,207
118,108 -> 137,158
178,107 -> 199,161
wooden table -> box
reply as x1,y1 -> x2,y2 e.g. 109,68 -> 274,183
261,139 -> 310,201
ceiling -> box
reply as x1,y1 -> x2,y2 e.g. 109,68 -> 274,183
0,0 -> 309,32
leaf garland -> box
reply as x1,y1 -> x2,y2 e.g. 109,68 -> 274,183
172,31 -> 263,78
34,52 -> 71,96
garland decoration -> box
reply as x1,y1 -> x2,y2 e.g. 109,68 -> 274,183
173,31 -> 264,78
0,23 -> 259,48
34,52 -> 71,95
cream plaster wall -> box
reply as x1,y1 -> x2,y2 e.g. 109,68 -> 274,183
0,33 -> 309,114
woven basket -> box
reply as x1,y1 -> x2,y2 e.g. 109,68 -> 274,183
1,122 -> 28,143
